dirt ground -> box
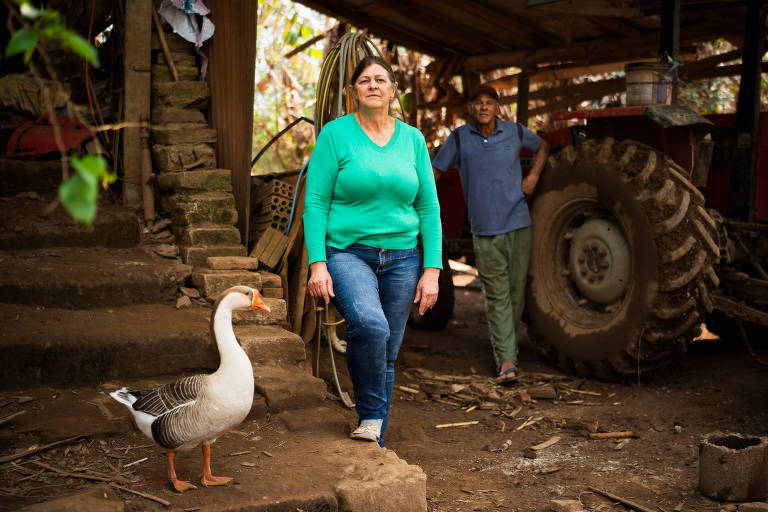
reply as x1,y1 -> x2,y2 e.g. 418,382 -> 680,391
1,283 -> 767,511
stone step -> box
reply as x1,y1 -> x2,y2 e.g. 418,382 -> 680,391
151,106 -> 206,125
236,324 -> 306,367
173,224 -> 241,246
0,302 -> 304,389
152,142 -> 216,173
161,191 -> 238,226
191,268 -> 262,297
0,247 -> 191,309
157,168 -> 232,193
7,383 -> 427,512
252,365 -> 327,414
234,296 -> 288,326
180,244 -> 246,267
152,123 -> 217,145
152,63 -> 198,82
0,158 -> 61,196
152,81 -> 209,109
154,50 -> 197,66
0,195 -> 138,250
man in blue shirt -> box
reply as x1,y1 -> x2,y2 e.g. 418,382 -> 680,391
432,84 -> 548,384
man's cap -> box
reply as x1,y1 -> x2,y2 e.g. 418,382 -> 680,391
468,84 -> 499,102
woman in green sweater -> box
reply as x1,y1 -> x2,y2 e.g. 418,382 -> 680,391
304,56 -> 442,448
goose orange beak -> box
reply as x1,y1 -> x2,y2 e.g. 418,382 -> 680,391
251,290 -> 271,312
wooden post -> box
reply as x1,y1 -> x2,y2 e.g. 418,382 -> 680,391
206,0 -> 257,247
659,0 -> 680,102
122,0 -> 152,207
727,0 -> 766,222
516,70 -> 529,126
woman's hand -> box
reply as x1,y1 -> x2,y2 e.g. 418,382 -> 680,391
413,268 -> 440,316
308,261 -> 335,304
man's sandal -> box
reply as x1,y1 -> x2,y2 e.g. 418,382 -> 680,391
350,424 -> 380,442
496,366 -> 520,385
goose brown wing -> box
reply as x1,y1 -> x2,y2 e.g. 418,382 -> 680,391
130,375 -> 204,416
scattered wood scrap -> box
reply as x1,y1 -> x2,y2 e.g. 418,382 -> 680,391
524,435 -> 561,459
0,434 -> 93,464
588,487 -> 656,512
110,482 -> 170,507
435,421 -> 479,429
588,431 -> 636,440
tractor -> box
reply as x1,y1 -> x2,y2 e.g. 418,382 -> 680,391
421,5 -> 767,378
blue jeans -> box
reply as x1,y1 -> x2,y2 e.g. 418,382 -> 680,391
326,243 -> 421,447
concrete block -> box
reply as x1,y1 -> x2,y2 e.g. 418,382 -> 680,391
207,256 -> 260,270
233,297 -> 287,325
699,433 -> 768,501
155,50 -> 196,66
157,169 -> 232,192
152,81 -> 209,109
152,124 -> 217,145
175,226 -> 241,246
261,271 -> 282,288
235,324 -> 305,366
151,106 -> 205,125
181,245 -> 246,267
152,143 -> 215,173
162,192 -> 238,226
152,64 -> 198,82
253,365 -> 326,413
335,450 -> 427,512
262,287 -> 283,298
191,269 -> 261,298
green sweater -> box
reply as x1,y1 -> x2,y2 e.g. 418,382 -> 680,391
303,114 -> 442,268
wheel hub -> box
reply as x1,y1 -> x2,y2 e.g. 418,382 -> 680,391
568,217 -> 630,304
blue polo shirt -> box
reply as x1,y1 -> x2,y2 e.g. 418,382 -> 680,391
432,119 -> 542,235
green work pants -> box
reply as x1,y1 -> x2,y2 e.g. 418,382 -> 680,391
472,226 -> 532,370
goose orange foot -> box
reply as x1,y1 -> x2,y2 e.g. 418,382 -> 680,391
167,451 -> 197,493
200,444 -> 232,487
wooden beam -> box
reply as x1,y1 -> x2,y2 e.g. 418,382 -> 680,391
464,19 -> 743,72
207,0 -> 257,245
528,0 -> 644,18
295,0 -> 452,56
122,0 -> 152,207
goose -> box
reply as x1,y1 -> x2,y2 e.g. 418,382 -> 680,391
110,285 -> 270,492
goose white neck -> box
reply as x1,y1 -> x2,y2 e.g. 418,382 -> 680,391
212,296 -> 249,371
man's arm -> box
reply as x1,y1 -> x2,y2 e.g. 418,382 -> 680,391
521,139 -> 548,196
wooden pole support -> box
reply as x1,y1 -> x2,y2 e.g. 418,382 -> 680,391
152,8 -> 179,82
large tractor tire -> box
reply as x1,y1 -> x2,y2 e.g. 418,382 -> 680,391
408,249 -> 454,330
526,138 -> 720,378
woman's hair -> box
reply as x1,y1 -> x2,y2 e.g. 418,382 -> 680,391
350,55 -> 396,86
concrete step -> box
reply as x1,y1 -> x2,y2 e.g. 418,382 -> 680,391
151,105 -> 206,124
0,158 -> 61,196
253,365 -> 327,414
0,302 -> 305,389
152,142 -> 216,172
0,195 -> 138,250
4,383 -> 427,512
191,268 -> 263,297
181,243 -> 246,266
162,191 -> 238,226
0,247 -> 191,309
157,168 -> 232,193
234,297 -> 287,326
151,63 -> 198,82
152,81 -> 209,109
174,224 -> 241,246
152,123 -> 217,145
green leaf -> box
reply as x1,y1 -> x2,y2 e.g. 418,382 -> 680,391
300,25 -> 312,38
308,48 -> 322,59
59,30 -> 100,67
59,155 -> 109,225
4,27 -> 39,58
